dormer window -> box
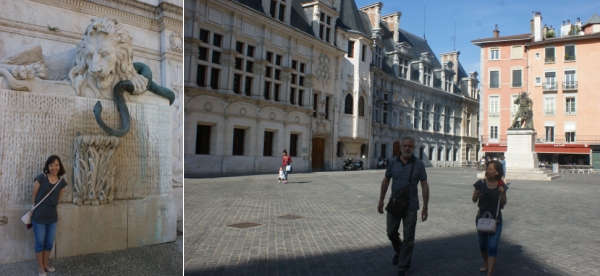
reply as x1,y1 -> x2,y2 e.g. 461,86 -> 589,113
269,0 -> 287,22
319,12 -> 332,42
423,66 -> 432,86
399,58 -> 409,78
373,45 -> 383,67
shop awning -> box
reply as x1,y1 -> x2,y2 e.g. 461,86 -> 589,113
482,144 -> 590,154
482,146 -> 506,152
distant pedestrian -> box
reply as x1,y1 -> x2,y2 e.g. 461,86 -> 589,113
499,156 -> 507,184
32,155 -> 68,275
377,136 -> 430,276
480,157 -> 486,171
472,160 -> 507,275
281,150 -> 292,184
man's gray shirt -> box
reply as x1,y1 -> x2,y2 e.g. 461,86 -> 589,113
385,155 -> 427,210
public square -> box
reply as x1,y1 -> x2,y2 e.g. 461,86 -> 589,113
184,168 -> 600,275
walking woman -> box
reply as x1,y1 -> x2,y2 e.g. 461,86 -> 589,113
32,155 -> 68,276
472,160 -> 507,275
281,150 -> 292,184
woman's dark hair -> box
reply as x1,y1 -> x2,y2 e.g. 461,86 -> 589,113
283,150 -> 288,154
487,160 -> 504,181
44,155 -> 66,177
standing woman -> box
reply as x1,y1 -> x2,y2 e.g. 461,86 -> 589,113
281,150 -> 292,184
32,155 -> 68,276
472,160 -> 507,275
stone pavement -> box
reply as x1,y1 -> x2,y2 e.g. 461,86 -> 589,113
0,222 -> 183,275
184,168 -> 600,275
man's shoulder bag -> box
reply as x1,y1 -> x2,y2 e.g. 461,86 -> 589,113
385,155 -> 415,217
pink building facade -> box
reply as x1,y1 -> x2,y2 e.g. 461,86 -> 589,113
473,12 -> 600,168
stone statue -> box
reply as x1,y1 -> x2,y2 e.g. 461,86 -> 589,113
510,92 -> 534,129
0,18 -> 175,137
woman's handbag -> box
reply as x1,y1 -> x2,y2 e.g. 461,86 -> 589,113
21,177 -> 62,229
476,190 -> 501,233
286,165 -> 292,172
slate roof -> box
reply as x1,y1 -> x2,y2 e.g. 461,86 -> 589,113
397,29 -> 442,68
234,0 -> 265,14
336,0 -> 371,37
234,0 -> 314,37
583,13 -> 600,27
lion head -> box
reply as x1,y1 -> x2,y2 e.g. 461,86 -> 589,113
69,18 -> 138,97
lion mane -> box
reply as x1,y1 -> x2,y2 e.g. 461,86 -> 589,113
69,18 -> 138,95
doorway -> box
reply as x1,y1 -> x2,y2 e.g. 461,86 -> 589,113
312,138 -> 325,171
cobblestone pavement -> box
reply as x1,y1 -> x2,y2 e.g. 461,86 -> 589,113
184,168 -> 600,276
0,222 -> 183,276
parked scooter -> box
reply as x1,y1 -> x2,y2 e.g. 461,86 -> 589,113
353,159 -> 364,170
343,158 -> 354,171
376,158 -> 388,169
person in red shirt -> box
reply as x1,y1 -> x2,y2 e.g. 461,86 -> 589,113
281,150 -> 292,184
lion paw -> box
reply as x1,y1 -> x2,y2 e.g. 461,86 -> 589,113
130,74 -> 148,95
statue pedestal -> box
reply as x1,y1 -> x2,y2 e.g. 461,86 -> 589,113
478,129 -> 560,181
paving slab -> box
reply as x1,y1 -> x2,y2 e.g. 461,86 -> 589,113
185,168 -> 600,275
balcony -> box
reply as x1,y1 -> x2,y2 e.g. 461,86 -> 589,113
545,56 -> 555,63
544,110 -> 556,116
535,135 -> 600,144
543,82 -> 558,92
564,110 -> 577,116
563,81 -> 578,91
481,135 -> 507,144
488,112 -> 499,117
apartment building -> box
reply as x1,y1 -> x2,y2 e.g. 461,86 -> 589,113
473,12 -> 600,168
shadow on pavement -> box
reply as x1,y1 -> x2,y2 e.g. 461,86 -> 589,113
184,232 -> 564,276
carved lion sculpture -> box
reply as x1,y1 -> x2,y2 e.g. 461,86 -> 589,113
0,17 -> 175,137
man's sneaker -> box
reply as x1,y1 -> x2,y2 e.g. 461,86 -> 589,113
392,253 -> 399,265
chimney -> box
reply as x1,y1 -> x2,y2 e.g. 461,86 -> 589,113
534,12 -> 543,42
577,17 -> 580,22
359,3 -> 383,30
543,24 -> 548,38
530,12 -> 535,34
493,24 -> 499,38
381,12 -> 402,42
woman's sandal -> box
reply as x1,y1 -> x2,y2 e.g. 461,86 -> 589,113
480,266 -> 488,272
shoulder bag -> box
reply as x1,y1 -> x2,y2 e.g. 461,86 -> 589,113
476,184 -> 501,233
385,155 -> 415,217
21,176 -> 62,229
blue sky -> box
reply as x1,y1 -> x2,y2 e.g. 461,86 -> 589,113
354,0 -> 600,78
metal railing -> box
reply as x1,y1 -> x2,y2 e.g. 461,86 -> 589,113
544,110 -> 556,116
564,110 -> 577,116
481,135 -> 600,144
563,81 -> 578,90
543,82 -> 558,91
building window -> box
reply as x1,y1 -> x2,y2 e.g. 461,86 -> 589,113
290,134 -> 299,156
399,58 -> 409,78
511,46 -> 523,59
489,96 -> 499,116
564,70 -> 576,89
344,94 -> 353,115
466,113 -> 472,136
565,45 -> 576,61
544,97 -> 555,116
348,40 -> 355,58
446,148 -> 451,161
466,148 -> 470,161
489,70 -> 499,88
535,52 -> 540,59
337,142 -> 343,157
566,132 -> 576,143
413,101 -> 420,130
195,125 -> 211,154
263,131 -> 274,156
438,147 -> 443,161
232,128 -> 245,155
233,41 -> 255,95
434,106 -> 442,132
545,71 -> 556,90
264,51 -> 283,102
361,45 -> 366,62
313,93 -> 318,117
381,144 -> 387,158
373,45 -> 383,67
535,77 -> 541,86
382,94 -> 388,124
360,144 -> 367,157
512,69 -> 522,87
269,0 -> 286,22
444,107 -> 451,133
325,96 -> 330,119
422,102 -> 430,130
197,29 -> 223,89
490,48 -> 499,60
290,59 -> 306,106
423,66 -> 432,86
545,126 -> 554,142
545,47 -> 555,63
490,126 -> 498,139
454,148 -> 458,161
565,97 -> 576,115
429,147 -> 434,161
319,12 -> 332,42
358,96 -> 365,117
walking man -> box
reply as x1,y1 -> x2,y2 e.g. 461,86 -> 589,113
377,136 -> 430,276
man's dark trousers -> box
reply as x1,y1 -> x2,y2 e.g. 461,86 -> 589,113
386,208 -> 418,271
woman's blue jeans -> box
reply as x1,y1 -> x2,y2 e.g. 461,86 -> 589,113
32,220 -> 58,253
478,222 -> 502,257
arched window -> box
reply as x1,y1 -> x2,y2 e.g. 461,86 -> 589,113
344,94 -> 353,115
358,96 -> 365,117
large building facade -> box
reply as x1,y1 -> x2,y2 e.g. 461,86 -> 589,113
185,0 -> 480,174
473,12 -> 600,168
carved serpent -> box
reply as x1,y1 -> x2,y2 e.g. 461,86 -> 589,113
93,62 -> 175,137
